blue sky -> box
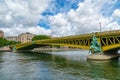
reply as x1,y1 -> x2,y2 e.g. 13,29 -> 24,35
39,0 -> 83,29
0,0 -> 120,36
42,0 -> 83,16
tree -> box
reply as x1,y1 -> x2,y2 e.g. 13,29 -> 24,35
0,37 -> 21,47
0,37 -> 7,47
32,35 -> 50,41
7,41 -> 21,45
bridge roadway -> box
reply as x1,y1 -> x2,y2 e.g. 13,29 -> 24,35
14,30 -> 120,53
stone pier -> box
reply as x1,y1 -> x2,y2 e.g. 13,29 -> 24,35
87,53 -> 120,60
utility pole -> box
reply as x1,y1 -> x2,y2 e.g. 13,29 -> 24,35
99,22 -> 101,32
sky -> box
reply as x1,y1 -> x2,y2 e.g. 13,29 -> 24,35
0,0 -> 120,37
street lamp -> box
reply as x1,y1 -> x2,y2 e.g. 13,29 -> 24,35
110,28 -> 112,31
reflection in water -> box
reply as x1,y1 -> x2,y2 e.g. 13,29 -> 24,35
0,51 -> 120,80
87,59 -> 120,80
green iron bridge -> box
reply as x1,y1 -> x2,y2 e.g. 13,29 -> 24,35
13,30 -> 120,53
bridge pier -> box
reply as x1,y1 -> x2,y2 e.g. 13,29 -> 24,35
87,52 -> 120,60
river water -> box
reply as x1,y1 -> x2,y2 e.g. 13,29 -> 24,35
0,50 -> 120,80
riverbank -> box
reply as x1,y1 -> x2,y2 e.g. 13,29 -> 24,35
0,46 -> 12,52
0,50 -> 12,52
32,47 -> 82,52
0,46 -> 84,53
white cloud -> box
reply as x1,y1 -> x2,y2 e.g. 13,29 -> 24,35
105,22 -> 120,30
0,0 -> 51,36
49,0 -> 120,37
113,9 -> 120,17
49,13 -> 75,37
1,25 -> 51,36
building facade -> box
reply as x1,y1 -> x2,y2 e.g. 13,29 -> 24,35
0,30 -> 4,37
18,32 -> 35,43
6,32 -> 35,43
6,36 -> 20,42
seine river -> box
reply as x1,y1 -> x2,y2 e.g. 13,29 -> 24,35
0,50 -> 120,80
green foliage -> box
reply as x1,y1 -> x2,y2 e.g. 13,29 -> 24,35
0,37 -> 21,47
0,37 -> 7,47
32,35 -> 50,41
7,41 -> 21,45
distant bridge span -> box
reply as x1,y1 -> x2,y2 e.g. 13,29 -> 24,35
14,30 -> 120,53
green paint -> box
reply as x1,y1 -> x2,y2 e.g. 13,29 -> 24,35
89,33 -> 102,53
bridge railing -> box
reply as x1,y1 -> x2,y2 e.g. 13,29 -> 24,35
52,30 -> 120,39
96,30 -> 120,36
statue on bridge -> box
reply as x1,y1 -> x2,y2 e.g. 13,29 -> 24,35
89,33 -> 102,54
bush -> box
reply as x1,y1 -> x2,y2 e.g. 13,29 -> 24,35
32,35 -> 50,41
